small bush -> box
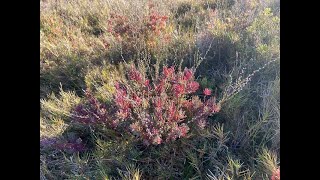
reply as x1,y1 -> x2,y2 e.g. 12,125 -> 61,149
72,65 -> 221,145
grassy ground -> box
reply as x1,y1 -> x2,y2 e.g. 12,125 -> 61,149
40,0 -> 280,179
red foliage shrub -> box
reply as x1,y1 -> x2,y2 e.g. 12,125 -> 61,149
72,65 -> 221,146
106,5 -> 171,51
113,65 -> 221,145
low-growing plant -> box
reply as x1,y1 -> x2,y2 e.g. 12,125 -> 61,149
105,2 -> 174,60
72,65 -> 221,146
257,148 -> 280,180
115,65 -> 222,145
41,87 -> 81,120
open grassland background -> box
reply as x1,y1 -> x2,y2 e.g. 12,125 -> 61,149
40,0 -> 280,179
